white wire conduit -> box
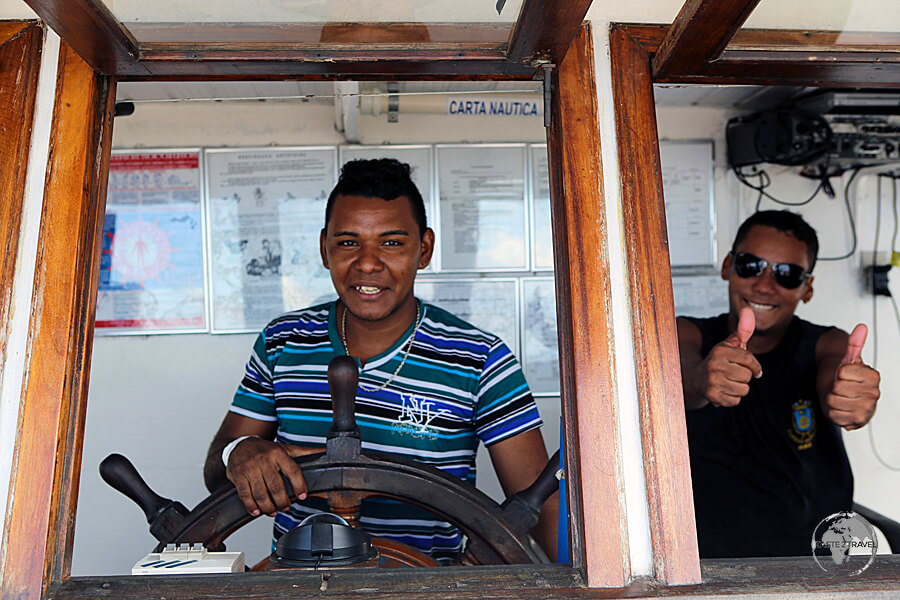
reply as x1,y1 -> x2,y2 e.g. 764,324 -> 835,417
359,92 -> 542,118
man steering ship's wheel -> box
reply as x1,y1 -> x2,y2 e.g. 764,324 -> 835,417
101,356 -> 560,569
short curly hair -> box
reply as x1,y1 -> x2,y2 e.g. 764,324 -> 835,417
324,158 -> 427,238
731,210 -> 819,271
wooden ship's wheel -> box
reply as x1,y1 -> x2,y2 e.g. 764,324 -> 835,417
101,356 -> 558,569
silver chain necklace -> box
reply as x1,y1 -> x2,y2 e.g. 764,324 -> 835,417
340,300 -> 422,393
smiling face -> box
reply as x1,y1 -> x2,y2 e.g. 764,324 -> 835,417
320,194 -> 434,328
723,225 -> 814,341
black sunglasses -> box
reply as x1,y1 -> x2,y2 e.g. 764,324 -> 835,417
730,252 -> 811,290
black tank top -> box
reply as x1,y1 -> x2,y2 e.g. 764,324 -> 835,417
684,314 -> 853,558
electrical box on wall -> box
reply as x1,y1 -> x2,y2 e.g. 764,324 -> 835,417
861,251 -> 894,297
864,265 -> 892,296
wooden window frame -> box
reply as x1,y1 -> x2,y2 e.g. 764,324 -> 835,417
605,3 -> 900,595
0,21 -> 42,374
7,0 -> 900,596
6,2 -> 622,598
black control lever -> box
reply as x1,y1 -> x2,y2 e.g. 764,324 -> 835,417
499,449 -> 561,531
326,355 -> 361,459
99,453 -> 189,542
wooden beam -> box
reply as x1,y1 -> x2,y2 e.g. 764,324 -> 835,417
656,60 -> 900,87
547,23 -> 629,587
127,46 -> 535,80
724,28 -> 900,51
23,0 -> 143,76
46,555 -> 900,598
621,24 -> 900,54
47,65 -> 116,590
0,41 -> 114,599
623,24 -> 900,86
609,24 -> 701,586
0,22 -> 42,395
652,0 -> 761,79
17,7 -> 537,79
506,0 -> 594,66
121,22 -> 537,79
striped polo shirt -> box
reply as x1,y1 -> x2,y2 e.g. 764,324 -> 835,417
230,299 -> 542,559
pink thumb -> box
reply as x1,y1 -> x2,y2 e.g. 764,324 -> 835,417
841,323 -> 867,366
735,307 -> 755,350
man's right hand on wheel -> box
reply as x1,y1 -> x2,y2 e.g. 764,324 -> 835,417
225,437 -> 313,517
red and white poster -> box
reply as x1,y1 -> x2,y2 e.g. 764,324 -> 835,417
96,150 -> 207,334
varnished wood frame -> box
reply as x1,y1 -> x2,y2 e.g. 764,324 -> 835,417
0,22 -> 42,386
630,24 -> 900,87
25,0 -> 900,84
507,0 -> 595,65
548,23 -> 628,587
610,25 -> 701,587
2,17 -> 630,600
23,0 -> 592,79
651,0 -> 761,80
11,0 -> 900,596
0,39 -> 115,599
651,0 -> 900,84
609,13 -> 900,593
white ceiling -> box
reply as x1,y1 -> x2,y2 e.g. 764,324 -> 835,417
115,80 -> 543,103
116,80 -> 802,110
653,85 -> 810,110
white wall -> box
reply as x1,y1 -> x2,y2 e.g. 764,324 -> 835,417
73,98 -> 556,575
657,103 -> 900,539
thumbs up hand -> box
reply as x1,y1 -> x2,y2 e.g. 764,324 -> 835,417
840,323 -> 867,367
696,308 -> 764,408
825,324 -> 881,430
729,306 -> 757,351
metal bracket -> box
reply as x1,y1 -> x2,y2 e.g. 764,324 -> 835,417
387,81 -> 399,123
538,63 -> 556,128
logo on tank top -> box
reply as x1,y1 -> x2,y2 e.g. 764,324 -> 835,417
787,398 -> 816,450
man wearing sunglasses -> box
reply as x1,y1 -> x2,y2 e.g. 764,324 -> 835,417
677,210 -> 881,559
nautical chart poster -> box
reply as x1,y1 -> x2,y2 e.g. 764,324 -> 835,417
521,277 -> 560,395
436,145 -> 528,271
415,278 -> 519,356
95,150 -> 206,334
530,144 -> 554,271
206,147 -> 338,333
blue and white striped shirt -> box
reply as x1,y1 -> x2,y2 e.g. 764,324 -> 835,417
231,299 -> 542,559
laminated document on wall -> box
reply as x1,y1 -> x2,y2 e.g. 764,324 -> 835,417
530,144 -> 554,271
521,277 -> 559,396
672,275 -> 729,318
659,140 -> 716,268
205,147 -> 338,333
96,149 -> 207,335
436,144 -> 528,271
415,278 -> 519,356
